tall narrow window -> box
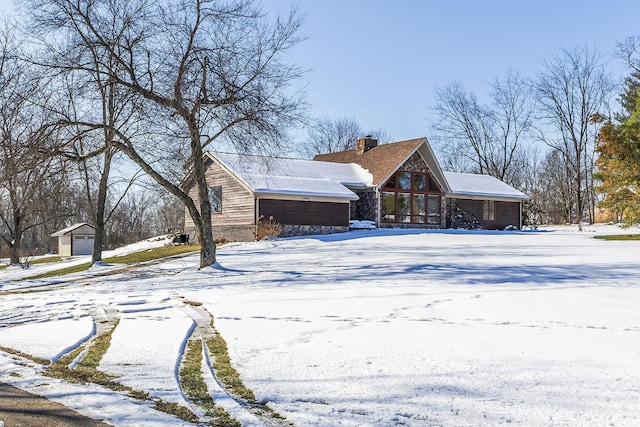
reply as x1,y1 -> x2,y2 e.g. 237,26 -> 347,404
483,200 -> 495,221
381,192 -> 396,222
428,195 -> 441,224
397,193 -> 411,223
209,186 -> 222,213
412,194 -> 426,223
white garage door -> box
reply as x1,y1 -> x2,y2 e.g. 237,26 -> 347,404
73,235 -> 94,255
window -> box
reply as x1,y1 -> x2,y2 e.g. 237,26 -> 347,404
483,200 -> 495,221
381,192 -> 396,222
397,193 -> 411,222
397,172 -> 411,190
208,186 -> 222,213
381,170 -> 442,225
412,194 -> 426,223
428,195 -> 441,224
413,174 -> 426,191
383,175 -> 396,189
428,176 -> 440,192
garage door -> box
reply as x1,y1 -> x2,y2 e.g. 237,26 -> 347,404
73,235 -> 94,255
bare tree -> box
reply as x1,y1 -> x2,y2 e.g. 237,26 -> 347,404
301,116 -> 391,158
534,46 -> 615,229
28,0 -> 306,268
0,21 -> 67,264
538,149 -> 575,223
46,64 -> 142,264
618,35 -> 640,75
433,71 -> 534,186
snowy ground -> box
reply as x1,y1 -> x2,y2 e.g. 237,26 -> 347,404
1,224 -> 639,426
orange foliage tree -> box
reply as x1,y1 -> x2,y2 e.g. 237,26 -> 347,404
594,73 -> 640,224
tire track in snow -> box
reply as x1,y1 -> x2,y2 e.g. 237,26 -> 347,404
179,302 -> 287,427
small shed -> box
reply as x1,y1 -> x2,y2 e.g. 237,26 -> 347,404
51,223 -> 96,256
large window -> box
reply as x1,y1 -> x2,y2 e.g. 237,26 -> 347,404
382,171 -> 441,225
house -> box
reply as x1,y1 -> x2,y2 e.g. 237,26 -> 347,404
315,137 -> 529,230
51,223 -> 95,256
183,152 -> 373,242
184,137 -> 528,242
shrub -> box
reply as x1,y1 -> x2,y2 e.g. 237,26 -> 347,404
450,207 -> 482,230
256,215 -> 282,240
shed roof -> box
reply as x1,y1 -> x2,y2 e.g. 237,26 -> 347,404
51,222 -> 95,237
209,152 -> 374,201
444,172 -> 529,201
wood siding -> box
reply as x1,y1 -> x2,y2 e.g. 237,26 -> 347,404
184,159 -> 255,238
259,199 -> 350,226
447,198 -> 521,229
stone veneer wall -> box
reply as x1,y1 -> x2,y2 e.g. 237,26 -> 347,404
400,152 -> 429,172
281,225 -> 350,237
351,190 -> 377,222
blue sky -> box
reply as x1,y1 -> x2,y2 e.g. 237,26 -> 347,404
3,0 -> 640,147
269,0 -> 640,145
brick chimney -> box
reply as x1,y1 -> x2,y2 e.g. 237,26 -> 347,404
355,136 -> 378,155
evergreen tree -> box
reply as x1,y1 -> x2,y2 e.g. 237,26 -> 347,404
594,73 -> 640,224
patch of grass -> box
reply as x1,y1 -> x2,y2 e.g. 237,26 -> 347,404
103,244 -> 200,264
22,262 -> 92,280
204,315 -> 289,423
44,319 -> 200,424
45,321 -> 125,390
153,401 -> 200,424
0,345 -> 50,366
205,333 -> 257,403
1,256 -> 62,270
180,339 -> 241,426
30,256 -> 63,265
21,244 -> 201,280
594,234 -> 640,241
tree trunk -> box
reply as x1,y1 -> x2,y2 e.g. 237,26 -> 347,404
576,175 -> 583,231
9,218 -> 21,265
91,147 -> 113,264
188,119 -> 217,268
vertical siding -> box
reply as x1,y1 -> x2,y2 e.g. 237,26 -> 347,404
446,198 -> 522,230
259,199 -> 350,226
495,201 -> 521,229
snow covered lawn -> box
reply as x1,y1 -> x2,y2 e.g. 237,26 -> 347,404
1,225 -> 639,426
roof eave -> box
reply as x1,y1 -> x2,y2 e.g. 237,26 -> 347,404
255,190 -> 358,202
447,192 -> 530,202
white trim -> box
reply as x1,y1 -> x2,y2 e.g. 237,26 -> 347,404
446,193 -> 529,203
255,192 -> 354,203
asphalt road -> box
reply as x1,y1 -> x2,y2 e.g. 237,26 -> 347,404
0,383 -> 110,427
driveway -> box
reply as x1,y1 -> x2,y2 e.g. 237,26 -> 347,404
0,383 -> 109,427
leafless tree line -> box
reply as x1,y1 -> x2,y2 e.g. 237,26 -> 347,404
0,0 -> 306,267
433,46 -> 617,228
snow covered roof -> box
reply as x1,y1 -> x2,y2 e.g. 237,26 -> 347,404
51,223 -> 95,237
444,172 -> 529,201
210,152 -> 374,201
